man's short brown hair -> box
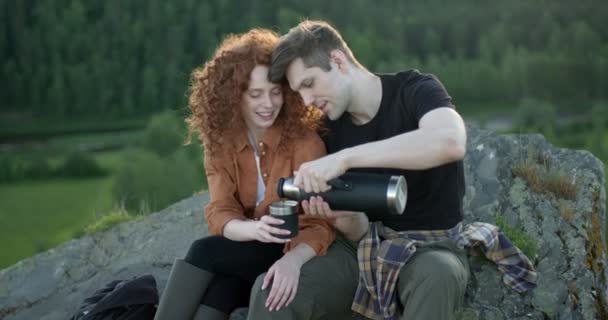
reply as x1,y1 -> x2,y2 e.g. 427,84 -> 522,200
269,20 -> 358,82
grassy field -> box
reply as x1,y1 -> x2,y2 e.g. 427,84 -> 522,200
0,142 -> 206,270
0,149 -> 126,269
0,176 -> 114,268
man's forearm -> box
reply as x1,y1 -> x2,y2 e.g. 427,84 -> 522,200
339,108 -> 466,171
334,213 -> 369,242
340,127 -> 464,171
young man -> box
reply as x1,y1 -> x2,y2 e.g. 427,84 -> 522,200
247,20 -> 535,320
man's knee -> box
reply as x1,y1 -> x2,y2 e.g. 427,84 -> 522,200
248,274 -> 270,319
248,239 -> 359,319
419,250 -> 467,288
399,249 -> 469,303
248,273 -> 308,319
249,273 -> 267,307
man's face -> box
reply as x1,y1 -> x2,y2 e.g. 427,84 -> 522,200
286,58 -> 350,120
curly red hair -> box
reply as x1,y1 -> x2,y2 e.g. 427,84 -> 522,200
186,28 -> 322,157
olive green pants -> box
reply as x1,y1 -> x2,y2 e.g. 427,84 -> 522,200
247,234 -> 469,320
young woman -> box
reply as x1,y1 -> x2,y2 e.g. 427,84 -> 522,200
153,29 -> 335,320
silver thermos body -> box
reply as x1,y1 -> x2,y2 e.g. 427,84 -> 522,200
277,172 -> 407,217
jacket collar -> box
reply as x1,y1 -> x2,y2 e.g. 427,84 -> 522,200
234,122 -> 283,153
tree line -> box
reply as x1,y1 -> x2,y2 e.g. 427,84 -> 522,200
2,0 -> 606,119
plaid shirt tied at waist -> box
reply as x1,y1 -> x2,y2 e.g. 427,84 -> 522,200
352,221 -> 538,320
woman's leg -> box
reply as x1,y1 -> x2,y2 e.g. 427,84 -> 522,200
183,235 -> 284,317
185,235 -> 283,281
153,258 -> 214,320
200,274 -> 252,313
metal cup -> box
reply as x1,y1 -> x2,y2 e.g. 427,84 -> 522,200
269,200 -> 299,239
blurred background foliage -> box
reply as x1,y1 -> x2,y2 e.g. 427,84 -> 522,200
0,0 -> 606,268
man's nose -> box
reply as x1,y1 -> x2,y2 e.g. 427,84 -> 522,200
301,92 -> 314,106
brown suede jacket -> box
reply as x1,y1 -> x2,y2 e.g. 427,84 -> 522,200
203,124 -> 336,255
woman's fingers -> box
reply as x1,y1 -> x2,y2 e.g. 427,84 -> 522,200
260,215 -> 284,225
275,278 -> 295,311
260,215 -> 289,235
262,258 -> 301,312
266,276 -> 286,311
264,225 -> 291,237
255,217 -> 291,242
262,266 -> 275,290
263,233 -> 290,244
286,279 -> 298,307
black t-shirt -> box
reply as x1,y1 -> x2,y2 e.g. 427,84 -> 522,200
322,70 -> 464,231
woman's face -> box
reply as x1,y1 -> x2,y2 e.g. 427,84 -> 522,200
241,65 -> 283,135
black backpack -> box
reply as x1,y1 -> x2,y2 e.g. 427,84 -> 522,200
70,274 -> 158,320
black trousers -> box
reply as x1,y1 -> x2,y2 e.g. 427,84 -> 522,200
184,235 -> 284,314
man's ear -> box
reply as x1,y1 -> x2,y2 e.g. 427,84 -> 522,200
330,49 -> 349,73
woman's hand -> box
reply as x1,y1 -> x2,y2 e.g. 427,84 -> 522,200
223,215 -> 291,242
250,215 -> 292,243
262,253 -> 303,311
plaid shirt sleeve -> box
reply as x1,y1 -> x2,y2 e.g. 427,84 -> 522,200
352,222 -> 538,320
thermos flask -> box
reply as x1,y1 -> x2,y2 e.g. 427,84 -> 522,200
277,172 -> 407,217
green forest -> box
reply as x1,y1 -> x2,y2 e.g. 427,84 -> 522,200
2,0 -> 607,118
1,0 -> 607,269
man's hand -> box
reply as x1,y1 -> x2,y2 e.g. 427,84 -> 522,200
262,253 -> 304,311
302,196 -> 369,241
301,196 -> 359,219
294,152 -> 348,193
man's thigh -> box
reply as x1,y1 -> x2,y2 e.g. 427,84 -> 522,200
248,235 -> 361,319
397,241 -> 469,320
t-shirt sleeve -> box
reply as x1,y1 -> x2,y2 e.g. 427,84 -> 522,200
402,74 -> 454,123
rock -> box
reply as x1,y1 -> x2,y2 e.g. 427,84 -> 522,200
0,195 -> 210,320
1,126 -> 606,320
462,126 -> 607,319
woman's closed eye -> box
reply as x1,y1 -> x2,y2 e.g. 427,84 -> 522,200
249,90 -> 262,98
271,88 -> 282,96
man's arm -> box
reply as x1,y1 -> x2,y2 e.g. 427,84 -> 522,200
294,107 -> 467,193
331,211 -> 369,241
340,107 -> 466,170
